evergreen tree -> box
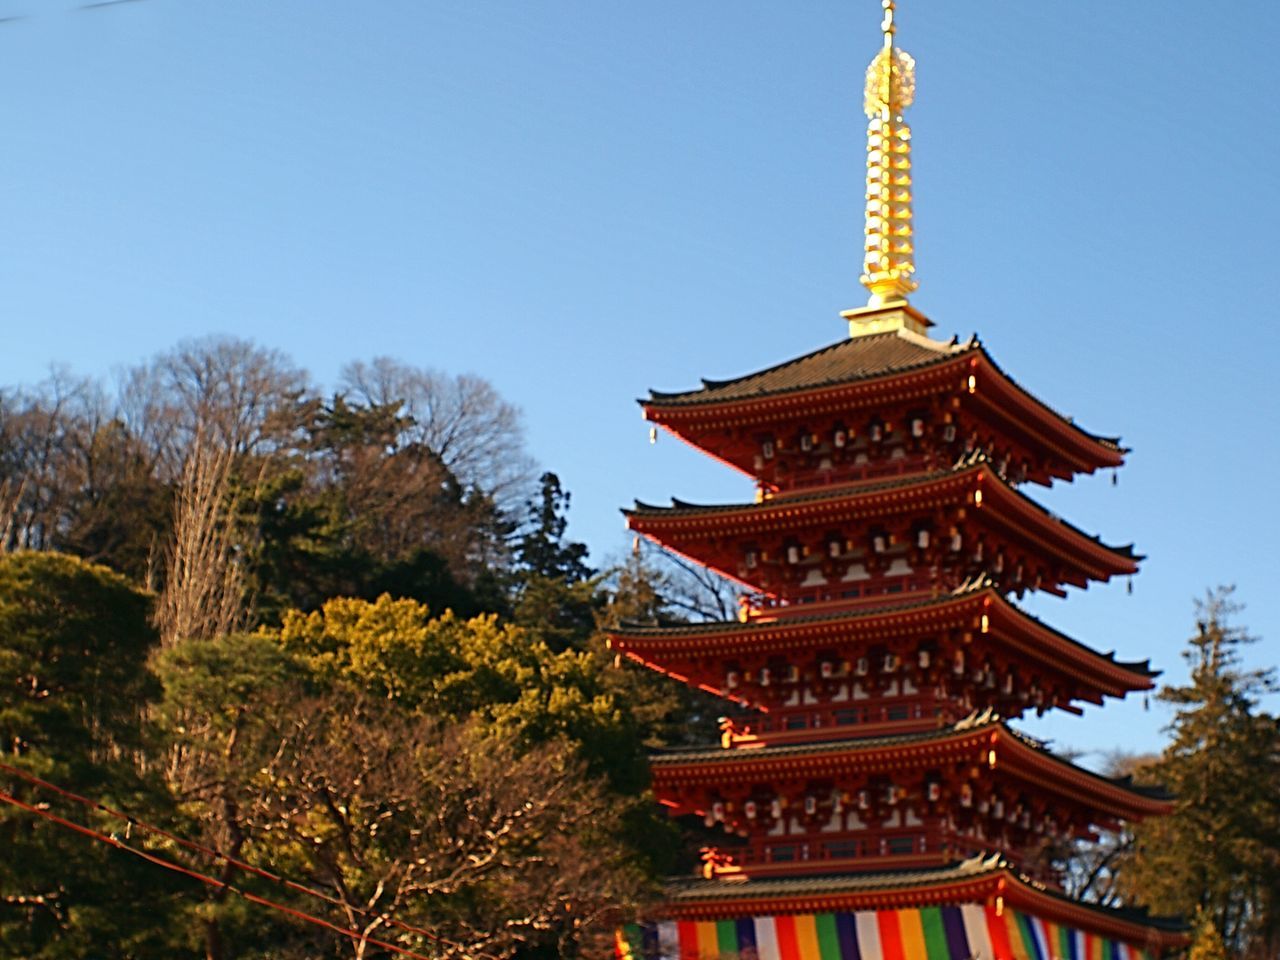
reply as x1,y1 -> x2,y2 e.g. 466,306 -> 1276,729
0,553 -> 185,958
1124,588 -> 1280,958
511,473 -> 598,652
515,473 -> 591,584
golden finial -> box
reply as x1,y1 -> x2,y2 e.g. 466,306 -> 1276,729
860,0 -> 917,307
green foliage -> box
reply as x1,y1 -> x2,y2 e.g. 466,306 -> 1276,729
272,595 -> 649,790
0,552 -> 158,761
517,472 -> 592,585
241,396 -> 506,625
151,598 -> 661,958
0,552 -> 183,959
1124,588 -> 1280,958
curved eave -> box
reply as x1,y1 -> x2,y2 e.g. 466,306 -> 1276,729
640,342 -> 1125,476
968,349 -> 1126,473
661,858 -> 1188,948
644,352 -> 970,430
625,464 -> 1139,584
650,723 -> 1172,821
607,588 -> 1157,698
663,858 -> 1008,918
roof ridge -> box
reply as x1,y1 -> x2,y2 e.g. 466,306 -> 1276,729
661,855 -> 1188,933
645,330 -> 972,405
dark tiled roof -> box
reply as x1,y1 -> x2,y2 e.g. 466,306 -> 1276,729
650,717 -> 990,765
630,466 -> 953,515
650,713 -> 1174,803
665,852 -> 1006,901
616,582 -> 988,636
646,331 -> 972,407
626,461 -> 1141,564
663,853 -> 1188,933
643,329 -> 1124,454
611,579 -> 1158,680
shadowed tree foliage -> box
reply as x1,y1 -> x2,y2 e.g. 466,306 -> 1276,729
0,553 -> 184,959
509,472 -> 599,654
242,395 -> 510,624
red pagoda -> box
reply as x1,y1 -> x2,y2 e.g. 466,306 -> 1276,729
609,4 -> 1186,958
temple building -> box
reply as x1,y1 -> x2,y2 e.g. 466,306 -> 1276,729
609,4 -> 1187,958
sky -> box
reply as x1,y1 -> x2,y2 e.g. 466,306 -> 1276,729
1,0 -> 1277,768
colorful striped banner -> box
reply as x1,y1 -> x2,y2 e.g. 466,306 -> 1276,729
615,906 -> 1158,960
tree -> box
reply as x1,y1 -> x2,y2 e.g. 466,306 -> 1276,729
1123,588 -> 1280,958
0,552 -> 183,958
118,336 -> 311,472
1055,751 -> 1158,908
244,695 -> 641,960
627,538 -> 739,624
339,359 -> 535,512
1190,909 -> 1231,960
241,394 -> 511,624
0,372 -> 109,554
510,473 -> 598,653
52,418 -> 171,584
516,473 -> 591,586
156,597 -> 661,958
153,431 -> 249,647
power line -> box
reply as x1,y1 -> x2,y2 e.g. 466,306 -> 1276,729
0,762 -> 501,960
0,787 -> 448,960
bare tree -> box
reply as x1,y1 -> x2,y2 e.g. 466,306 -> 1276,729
0,476 -> 24,553
340,359 -> 535,510
628,539 -> 740,623
0,370 -> 104,552
118,336 -> 310,475
152,431 -> 248,646
1054,751 -> 1158,907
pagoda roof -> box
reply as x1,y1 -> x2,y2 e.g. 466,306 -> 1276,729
608,582 -> 1157,698
625,462 -> 1141,586
650,713 -> 1172,819
647,329 -> 973,408
641,329 -> 1125,473
660,852 -> 1187,944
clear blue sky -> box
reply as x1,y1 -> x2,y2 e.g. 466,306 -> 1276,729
2,0 -> 1277,766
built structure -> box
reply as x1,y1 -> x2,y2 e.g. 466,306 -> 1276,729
610,4 -> 1186,958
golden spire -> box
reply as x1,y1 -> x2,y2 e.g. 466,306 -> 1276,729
860,0 -> 917,307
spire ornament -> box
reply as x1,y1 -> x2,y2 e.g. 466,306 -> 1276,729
860,0 -> 917,307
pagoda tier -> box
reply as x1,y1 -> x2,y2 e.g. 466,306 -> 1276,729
642,321 -> 1126,493
650,714 -> 1171,885
626,853 -> 1187,957
615,1 -> 1187,949
626,461 -> 1139,608
606,583 -> 1157,743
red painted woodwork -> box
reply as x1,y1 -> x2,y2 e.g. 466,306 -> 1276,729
617,315 -> 1168,900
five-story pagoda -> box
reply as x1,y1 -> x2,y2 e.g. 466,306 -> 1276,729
610,4 -> 1186,958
